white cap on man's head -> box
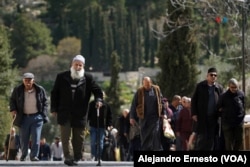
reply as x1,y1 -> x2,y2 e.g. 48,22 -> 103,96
73,55 -> 85,64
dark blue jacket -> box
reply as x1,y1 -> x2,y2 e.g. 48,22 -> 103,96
217,89 -> 245,127
9,83 -> 49,127
39,143 -> 51,160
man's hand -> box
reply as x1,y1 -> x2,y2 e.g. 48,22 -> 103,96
96,101 -> 103,109
11,111 -> 17,118
192,115 -> 197,122
130,118 -> 136,126
51,112 -> 57,117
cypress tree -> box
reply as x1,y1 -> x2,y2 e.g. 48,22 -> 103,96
124,27 -> 132,71
129,10 -> 140,70
81,8 -> 91,69
157,3 -> 199,98
106,51 -> 123,117
150,21 -> 159,68
144,15 -> 150,66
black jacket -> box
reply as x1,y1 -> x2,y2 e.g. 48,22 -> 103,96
217,89 -> 245,126
9,83 -> 49,127
5,134 -> 21,150
87,100 -> 112,128
191,80 -> 223,133
50,71 -> 103,127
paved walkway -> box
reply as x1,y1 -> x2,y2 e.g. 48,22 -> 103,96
0,160 -> 133,167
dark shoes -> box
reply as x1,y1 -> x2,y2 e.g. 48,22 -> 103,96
20,157 -> 25,161
20,155 -> 26,161
64,159 -> 78,166
30,157 -> 39,161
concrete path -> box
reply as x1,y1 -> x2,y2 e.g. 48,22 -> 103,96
0,160 -> 133,167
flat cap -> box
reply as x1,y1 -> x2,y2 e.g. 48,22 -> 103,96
23,72 -> 34,79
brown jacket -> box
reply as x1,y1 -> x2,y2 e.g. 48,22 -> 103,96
136,85 -> 162,119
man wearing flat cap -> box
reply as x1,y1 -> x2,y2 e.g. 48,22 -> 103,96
191,67 -> 224,150
51,55 -> 103,166
9,72 -> 49,161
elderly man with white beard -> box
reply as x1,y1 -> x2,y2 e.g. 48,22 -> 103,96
51,55 -> 103,166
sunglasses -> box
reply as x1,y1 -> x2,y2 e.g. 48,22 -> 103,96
210,74 -> 217,77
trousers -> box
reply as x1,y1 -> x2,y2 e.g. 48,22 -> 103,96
60,121 -> 85,161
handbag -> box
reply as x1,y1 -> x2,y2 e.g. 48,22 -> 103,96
163,119 -> 175,140
129,122 -> 140,140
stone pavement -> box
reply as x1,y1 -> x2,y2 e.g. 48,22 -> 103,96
0,160 -> 133,167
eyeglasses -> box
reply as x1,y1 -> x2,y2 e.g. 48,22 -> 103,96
210,74 -> 217,77
230,86 -> 237,89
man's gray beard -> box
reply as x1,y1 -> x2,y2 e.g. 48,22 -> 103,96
70,67 -> 84,80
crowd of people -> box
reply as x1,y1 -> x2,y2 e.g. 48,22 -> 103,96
4,54 -> 246,166
3,133 -> 63,161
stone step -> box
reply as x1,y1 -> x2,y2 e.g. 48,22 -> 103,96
0,160 -> 133,167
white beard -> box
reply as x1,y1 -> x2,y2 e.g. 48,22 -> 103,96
70,67 -> 84,80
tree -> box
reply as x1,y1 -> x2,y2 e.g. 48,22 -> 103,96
106,51 -> 123,118
24,55 -> 58,82
11,14 -> 55,68
56,37 -> 81,70
0,24 -> 18,151
157,2 -> 199,98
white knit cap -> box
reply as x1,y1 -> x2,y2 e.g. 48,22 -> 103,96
73,55 -> 85,64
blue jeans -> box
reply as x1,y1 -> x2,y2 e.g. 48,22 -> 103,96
90,127 -> 105,159
19,114 -> 43,159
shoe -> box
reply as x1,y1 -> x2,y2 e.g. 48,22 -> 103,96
74,158 -> 80,162
73,160 -> 78,165
91,157 -> 95,161
20,156 -> 26,161
20,158 -> 25,161
30,157 -> 39,161
64,159 -> 78,166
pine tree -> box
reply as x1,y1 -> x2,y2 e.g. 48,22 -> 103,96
157,3 -> 199,98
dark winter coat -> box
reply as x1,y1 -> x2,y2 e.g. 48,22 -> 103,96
50,71 -> 103,127
191,80 -> 223,133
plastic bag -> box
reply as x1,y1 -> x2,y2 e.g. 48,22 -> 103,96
163,119 -> 175,140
